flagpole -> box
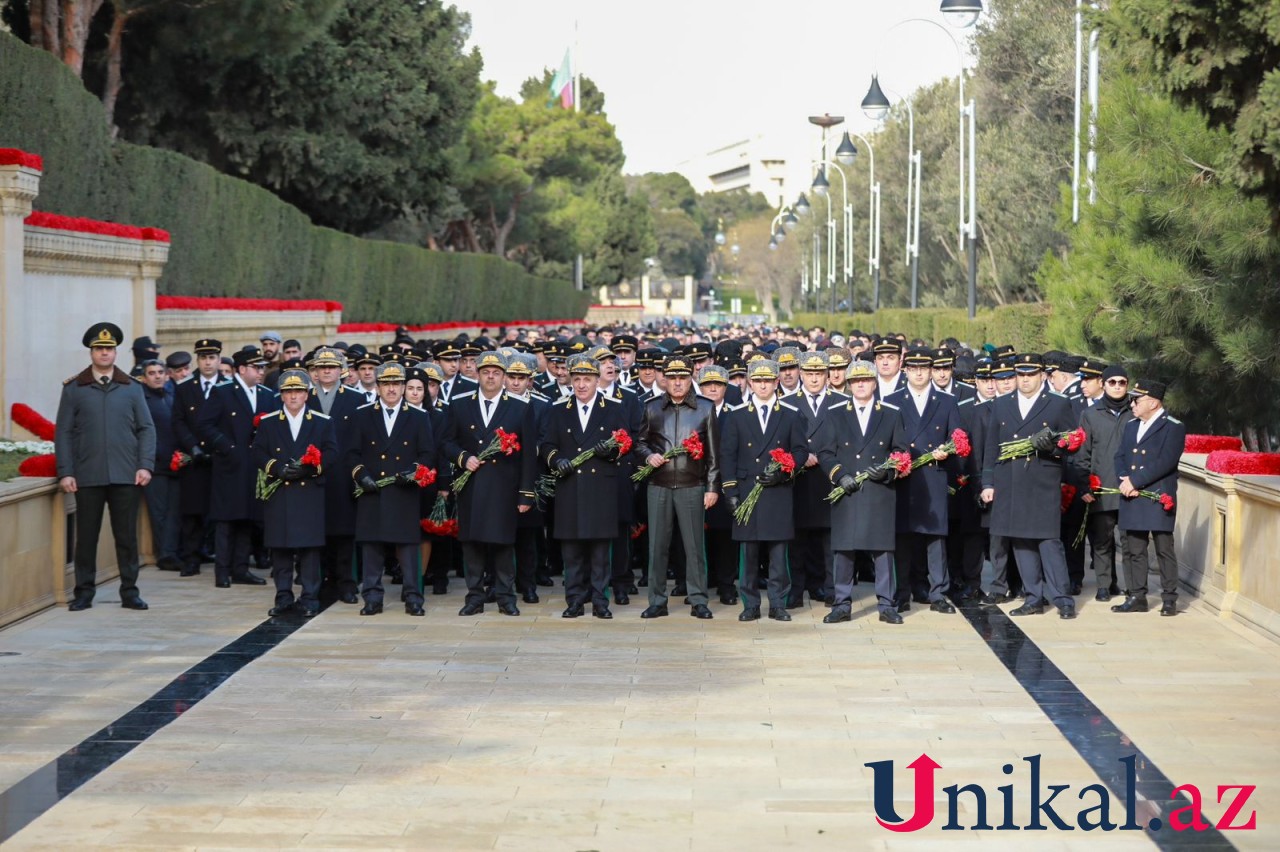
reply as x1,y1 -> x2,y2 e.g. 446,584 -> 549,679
574,18 -> 584,292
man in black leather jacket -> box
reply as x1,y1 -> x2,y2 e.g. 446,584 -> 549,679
634,355 -> 722,619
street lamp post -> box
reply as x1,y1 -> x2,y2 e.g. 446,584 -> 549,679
807,115 -> 844,316
832,132 -> 882,315
862,78 -> 921,310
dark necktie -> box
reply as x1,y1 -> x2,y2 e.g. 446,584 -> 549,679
810,394 -> 821,415
100,376 -> 110,386
202,380 -> 211,398
484,399 -> 493,418
760,406 -> 769,431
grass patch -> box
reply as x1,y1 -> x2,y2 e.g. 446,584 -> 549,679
0,452 -> 35,481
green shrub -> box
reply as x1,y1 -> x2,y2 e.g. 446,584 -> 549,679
789,304 -> 1052,351
0,34 -> 589,323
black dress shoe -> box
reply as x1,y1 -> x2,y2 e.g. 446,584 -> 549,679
1059,604 -> 1078,619
498,604 -> 520,616
640,605 -> 668,619
339,592 -> 359,604
537,577 -> 554,587
1070,582 -> 1083,596
406,603 -> 425,616
615,592 -> 630,606
1095,590 -> 1112,602
359,603 -> 383,616
691,604 -> 713,619
738,608 -> 761,621
388,569 -> 403,585
879,610 -> 904,624
824,594 -> 836,606
484,589 -> 497,603
68,598 -> 93,611
1009,603 -> 1045,616
626,583 -> 638,594
522,591 -> 539,604
785,598 -> 804,609
912,592 -> 930,605
562,605 -> 584,618
215,579 -> 231,589
231,573 -> 267,585
268,602 -> 295,616
1109,583 -> 1121,596
1111,596 -> 1148,613
637,577 -> 648,587
671,583 -> 687,597
593,608 -> 613,619
897,601 -> 911,613
719,593 -> 738,606
157,557 -> 182,572
1160,601 -> 1177,617
432,586 -> 448,596
120,597 -> 149,611
459,602 -> 484,616
930,599 -> 956,614
179,566 -> 199,577
823,609 -> 851,624
768,608 -> 791,622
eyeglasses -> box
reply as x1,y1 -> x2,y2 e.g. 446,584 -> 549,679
1105,379 -> 1128,386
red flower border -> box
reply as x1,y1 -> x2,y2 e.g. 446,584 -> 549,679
157,296 -> 342,312
1184,435 -> 1243,454
336,319 -> 585,334
0,148 -> 44,170
26,211 -> 170,242
19,454 -> 57,477
1205,451 -> 1280,476
11,403 -> 55,441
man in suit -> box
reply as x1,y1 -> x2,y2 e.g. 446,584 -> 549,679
872,338 -> 906,400
815,359 -> 908,623
441,351 -> 538,616
697,365 -> 739,604
348,362 -> 436,616
1112,379 -> 1185,616
592,345 -> 645,604
612,334 -> 639,386
434,340 -> 477,404
539,355 -> 632,618
719,359 -> 808,622
980,353 -> 1081,619
505,352 -> 552,603
198,346 -> 279,589
931,347 -> 976,402
172,338 -> 225,577
306,347 -> 365,604
253,370 -> 339,617
886,349 -> 964,614
788,350 -> 841,608
1075,364 -> 1132,601
56,322 -> 157,611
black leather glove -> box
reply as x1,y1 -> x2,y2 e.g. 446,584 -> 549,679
1030,427 -> 1057,453
299,463 -> 319,477
592,440 -> 619,461
867,465 -> 895,484
726,493 -> 740,512
554,457 -> 575,476
394,468 -> 420,487
756,468 -> 787,487
838,474 -> 860,495
278,462 -> 305,482
356,472 -> 380,494
190,445 -> 209,465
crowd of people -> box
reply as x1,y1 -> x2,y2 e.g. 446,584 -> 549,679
52,318 -> 1185,622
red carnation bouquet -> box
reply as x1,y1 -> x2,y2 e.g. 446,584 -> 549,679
257,444 -> 325,500
734,448 -> 796,524
998,426 -> 1085,461
1060,483 -> 1077,514
169,450 -> 192,472
632,431 -> 704,481
452,427 -> 520,493
911,428 -> 971,470
421,492 -> 459,537
1085,473 -> 1174,511
538,429 -> 633,499
353,462 -> 437,498
947,474 -> 970,496
253,412 -> 269,429
826,451 -> 912,504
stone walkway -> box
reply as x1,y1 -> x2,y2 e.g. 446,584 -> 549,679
0,567 -> 1276,850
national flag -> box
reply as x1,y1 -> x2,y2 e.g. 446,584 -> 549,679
549,48 -> 573,109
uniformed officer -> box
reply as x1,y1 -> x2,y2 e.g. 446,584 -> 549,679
253,369 -> 338,617
720,359 -> 807,622
980,353 -> 1080,619
441,351 -> 538,616
198,346 -> 279,588
539,355 -> 633,618
872,337 -> 907,399
1075,364 -> 1132,602
1112,379 -> 1185,616
348,362 -> 436,616
788,350 -> 840,607
505,353 -> 552,602
591,345 -> 645,603
172,338 -> 225,577
697,365 -> 739,604
56,322 -> 157,611
815,359 -> 908,623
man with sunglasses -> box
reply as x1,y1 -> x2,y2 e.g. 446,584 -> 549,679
1073,365 -> 1132,601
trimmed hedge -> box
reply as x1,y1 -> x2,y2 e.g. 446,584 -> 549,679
0,34 -> 589,324
789,305 -> 1052,351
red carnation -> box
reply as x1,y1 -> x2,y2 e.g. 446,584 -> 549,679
950,428 -> 972,458
1060,483 -> 1077,513
414,465 -> 437,488
496,428 -> 521,455
682,431 -> 705,460
890,451 -> 913,477
769,447 -> 796,475
253,412 -> 268,428
1089,474 -> 1102,492
300,444 -> 323,467
611,429 -> 633,456
1159,494 -> 1175,511
1057,427 -> 1086,452
630,523 -> 647,540
18,453 -> 57,478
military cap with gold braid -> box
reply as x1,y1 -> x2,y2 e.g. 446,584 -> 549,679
567,354 -> 600,376
748,359 -> 780,380
307,346 -> 344,368
872,336 -> 903,355
846,359 -> 876,381
696,364 -> 729,385
193,337 -> 222,355
662,355 -> 693,377
506,353 -> 537,377
277,369 -> 312,392
799,350 -> 830,371
589,344 -> 616,362
1013,353 -> 1044,373
420,362 -> 446,383
476,350 -> 508,372
932,347 -> 956,368
375,362 -> 407,383
83,322 -> 124,349
774,346 -> 801,369
826,347 -> 852,368
1077,357 -> 1105,378
902,348 -> 933,368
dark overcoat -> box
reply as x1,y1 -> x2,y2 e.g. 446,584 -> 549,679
517,394 -> 549,530
347,400 -> 436,544
719,398 -> 808,543
885,386 -> 963,536
172,376 -> 225,514
307,385 -> 364,536
441,391 -> 537,545
1075,400 -> 1135,512
252,409 -> 339,549
982,386 -> 1077,540
816,396 -> 907,551
787,389 -> 845,530
539,391 -> 632,540
1113,411 -> 1184,533
198,380 -> 279,522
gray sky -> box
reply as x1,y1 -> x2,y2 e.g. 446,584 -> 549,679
453,0 -> 976,175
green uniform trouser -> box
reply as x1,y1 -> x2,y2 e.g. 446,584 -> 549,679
646,485 -> 708,607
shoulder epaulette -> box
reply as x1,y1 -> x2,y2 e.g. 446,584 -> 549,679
63,374 -> 76,385
1048,389 -> 1067,398
530,391 -> 550,402
879,400 -> 900,411
958,396 -> 974,407
602,394 -> 622,403
309,410 -> 331,419
1166,416 -> 1182,425
935,387 -> 954,397
406,403 -> 424,412
452,391 -> 477,401
725,402 -> 749,413
356,401 -> 377,411
777,400 -> 799,413
505,394 -> 529,405
827,390 -> 850,401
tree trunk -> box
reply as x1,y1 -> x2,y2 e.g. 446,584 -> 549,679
102,9 -> 128,130
490,195 -> 522,259
58,0 -> 104,77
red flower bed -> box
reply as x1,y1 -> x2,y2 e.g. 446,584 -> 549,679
19,454 -> 57,477
1184,435 -> 1242,454
1205,451 -> 1280,476
157,296 -> 342,312
0,148 -> 44,170
336,319 -> 585,334
25,211 -> 170,242
11,403 -> 55,440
